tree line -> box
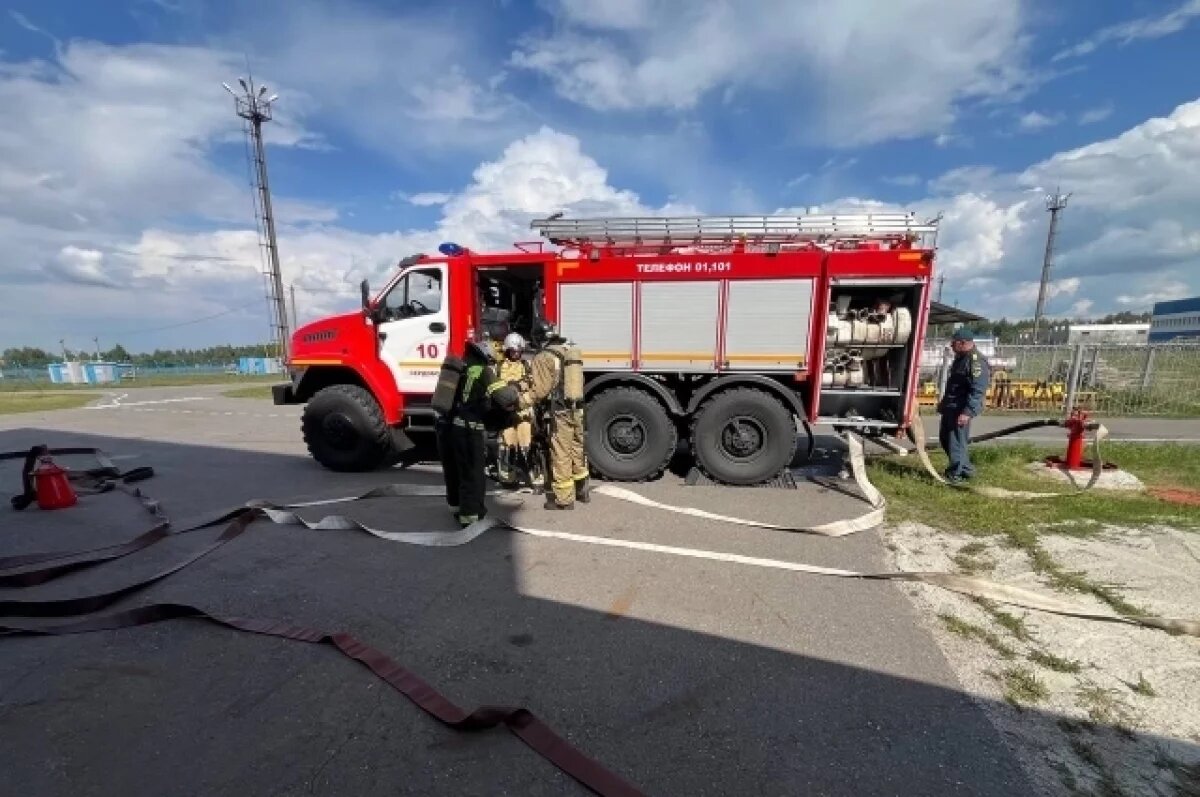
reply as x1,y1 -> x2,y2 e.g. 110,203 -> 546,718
0,312 -> 1156,368
1,344 -> 276,368
960,311 -> 1152,343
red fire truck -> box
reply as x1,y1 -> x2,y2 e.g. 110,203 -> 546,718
273,214 -> 940,485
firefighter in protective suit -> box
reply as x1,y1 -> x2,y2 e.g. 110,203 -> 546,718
435,340 -> 516,527
519,320 -> 589,510
496,332 -> 534,486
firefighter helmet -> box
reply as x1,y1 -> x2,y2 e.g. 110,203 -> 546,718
531,319 -> 559,347
502,332 -> 526,354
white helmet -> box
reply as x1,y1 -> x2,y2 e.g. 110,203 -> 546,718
502,332 -> 525,353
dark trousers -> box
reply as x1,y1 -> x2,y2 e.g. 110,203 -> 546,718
436,420 -> 459,509
440,420 -> 486,521
939,411 -> 973,478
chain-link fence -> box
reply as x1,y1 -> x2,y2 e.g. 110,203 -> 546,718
0,363 -> 250,390
931,343 -> 1200,418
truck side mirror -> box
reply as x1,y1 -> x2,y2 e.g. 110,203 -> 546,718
360,279 -> 371,313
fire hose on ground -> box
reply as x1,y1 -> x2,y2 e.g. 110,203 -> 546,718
1,423 -> 1198,797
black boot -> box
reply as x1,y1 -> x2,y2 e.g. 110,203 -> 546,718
496,446 -> 511,485
544,496 -> 574,511
574,477 -> 591,503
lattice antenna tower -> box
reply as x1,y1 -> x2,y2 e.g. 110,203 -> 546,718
1032,189 -> 1071,344
224,75 -> 289,361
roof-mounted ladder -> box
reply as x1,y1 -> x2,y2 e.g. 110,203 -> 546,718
531,213 -> 940,250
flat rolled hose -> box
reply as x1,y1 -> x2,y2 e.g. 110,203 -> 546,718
968,418 -> 1061,444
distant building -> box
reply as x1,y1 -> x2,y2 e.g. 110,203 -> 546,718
1053,323 -> 1150,346
1149,296 -> 1200,343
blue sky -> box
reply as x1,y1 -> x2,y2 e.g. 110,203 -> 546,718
1,0 -> 1199,351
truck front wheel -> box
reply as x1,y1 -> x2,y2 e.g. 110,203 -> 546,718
691,388 -> 796,486
586,387 -> 677,482
302,384 -> 393,472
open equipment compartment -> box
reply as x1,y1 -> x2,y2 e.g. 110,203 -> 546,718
817,277 -> 924,426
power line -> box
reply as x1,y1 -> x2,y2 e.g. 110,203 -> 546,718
105,298 -> 263,337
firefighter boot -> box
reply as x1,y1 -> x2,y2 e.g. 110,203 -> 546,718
574,477 -> 591,504
496,445 -> 512,485
544,497 -> 575,511
515,446 -> 533,488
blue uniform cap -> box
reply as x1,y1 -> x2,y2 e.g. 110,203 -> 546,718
951,328 -> 975,342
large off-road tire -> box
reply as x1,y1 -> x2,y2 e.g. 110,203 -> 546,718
691,388 -> 797,486
586,387 -> 677,482
302,384 -> 393,472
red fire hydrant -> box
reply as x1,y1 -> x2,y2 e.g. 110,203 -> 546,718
1062,409 -> 1089,470
34,455 -> 77,510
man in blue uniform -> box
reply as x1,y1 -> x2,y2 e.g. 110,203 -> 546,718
938,328 -> 990,483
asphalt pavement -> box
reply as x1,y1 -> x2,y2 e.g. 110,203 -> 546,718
6,384 -> 1185,795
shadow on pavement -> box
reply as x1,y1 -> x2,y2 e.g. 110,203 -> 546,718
0,427 -> 1191,796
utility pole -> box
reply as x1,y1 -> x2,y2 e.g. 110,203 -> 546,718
59,339 -> 69,361
290,283 -> 298,330
93,337 -> 101,361
936,273 -> 945,303
224,76 -> 289,361
1033,189 -> 1071,344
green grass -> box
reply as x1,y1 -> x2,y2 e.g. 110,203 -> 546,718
1001,666 -> 1050,706
1076,685 -> 1135,730
1128,674 -> 1157,698
222,384 -> 276,399
939,613 -> 1017,658
0,391 -> 98,414
1029,649 -> 1083,674
870,442 -> 1200,616
870,442 -> 1200,534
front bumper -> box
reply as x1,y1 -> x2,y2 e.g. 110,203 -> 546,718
272,383 -> 298,405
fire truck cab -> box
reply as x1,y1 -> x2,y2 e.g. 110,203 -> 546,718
274,213 -> 939,486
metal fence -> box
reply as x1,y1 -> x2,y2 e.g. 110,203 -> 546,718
921,343 -> 1200,418
0,363 -> 241,389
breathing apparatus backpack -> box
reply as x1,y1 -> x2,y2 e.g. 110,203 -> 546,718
546,342 -> 585,408
431,355 -> 466,416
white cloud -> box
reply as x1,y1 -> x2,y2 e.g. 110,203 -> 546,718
512,0 -> 1031,146
1018,110 -> 1063,131
1053,0 -> 1200,61
929,99 -> 1200,316
1116,281 -> 1191,308
47,246 -> 121,288
1068,299 -> 1095,317
781,98 -> 1200,318
0,39 -> 325,236
2,126 -> 684,348
235,3 -> 524,157
1006,277 -> 1081,305
401,192 -> 453,207
553,0 -> 653,30
1079,103 -> 1114,125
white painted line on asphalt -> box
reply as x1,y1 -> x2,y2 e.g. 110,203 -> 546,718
86,396 -> 211,409
517,526 -> 859,576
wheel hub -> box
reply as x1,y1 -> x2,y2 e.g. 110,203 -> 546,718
606,415 -> 646,456
721,416 -> 765,460
323,413 -> 359,451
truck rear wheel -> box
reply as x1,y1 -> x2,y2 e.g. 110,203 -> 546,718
691,388 -> 796,486
302,384 -> 393,472
586,387 -> 677,482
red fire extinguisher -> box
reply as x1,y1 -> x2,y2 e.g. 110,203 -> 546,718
34,455 -> 77,510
